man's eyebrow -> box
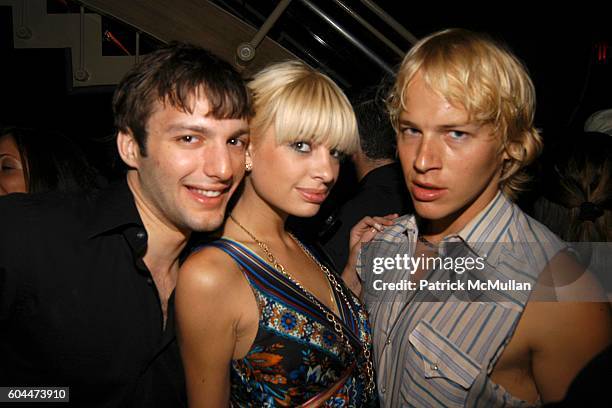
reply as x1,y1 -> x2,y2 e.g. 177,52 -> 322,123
398,119 -> 474,130
165,124 -> 249,138
165,124 -> 210,134
398,119 -> 418,127
229,127 -> 250,138
436,123 -> 473,130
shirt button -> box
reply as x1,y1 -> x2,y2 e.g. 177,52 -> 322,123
430,363 -> 439,371
136,230 -> 146,239
385,339 -> 392,346
381,386 -> 386,394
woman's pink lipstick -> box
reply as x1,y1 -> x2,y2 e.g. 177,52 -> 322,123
296,188 -> 328,204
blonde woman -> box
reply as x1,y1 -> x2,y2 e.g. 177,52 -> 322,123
176,61 -> 381,407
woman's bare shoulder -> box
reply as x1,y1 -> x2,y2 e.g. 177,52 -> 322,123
178,245 -> 245,296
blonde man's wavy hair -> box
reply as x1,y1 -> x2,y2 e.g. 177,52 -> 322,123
388,28 -> 543,200
248,60 -> 358,154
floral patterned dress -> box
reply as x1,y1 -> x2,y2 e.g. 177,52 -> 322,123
207,238 -> 377,407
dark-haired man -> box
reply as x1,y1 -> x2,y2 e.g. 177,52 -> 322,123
0,42 -> 252,407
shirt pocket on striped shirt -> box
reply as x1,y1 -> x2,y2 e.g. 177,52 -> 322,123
409,320 -> 481,389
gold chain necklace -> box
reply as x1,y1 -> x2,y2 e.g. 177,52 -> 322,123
228,214 -> 375,398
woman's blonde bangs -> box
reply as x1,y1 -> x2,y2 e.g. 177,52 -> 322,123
249,61 -> 358,154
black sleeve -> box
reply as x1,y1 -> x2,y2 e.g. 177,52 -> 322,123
0,194 -> 30,321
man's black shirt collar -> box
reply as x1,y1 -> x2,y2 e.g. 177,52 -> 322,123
0,176 -> 187,406
84,178 -> 145,239
83,178 -> 149,266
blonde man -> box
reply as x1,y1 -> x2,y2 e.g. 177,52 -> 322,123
344,28 -> 611,407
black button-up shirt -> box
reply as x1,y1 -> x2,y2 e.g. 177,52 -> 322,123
322,163 -> 413,270
0,181 -> 186,407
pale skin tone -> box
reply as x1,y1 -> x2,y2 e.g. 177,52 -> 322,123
176,124 -> 394,407
118,96 -> 249,327
343,73 -> 611,403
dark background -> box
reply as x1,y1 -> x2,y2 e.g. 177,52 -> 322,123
1,1 -> 611,180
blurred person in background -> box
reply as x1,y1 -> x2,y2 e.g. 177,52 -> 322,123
584,108 -> 612,136
535,131 -> 612,407
0,125 -> 99,195
533,131 -> 611,299
322,85 -> 411,270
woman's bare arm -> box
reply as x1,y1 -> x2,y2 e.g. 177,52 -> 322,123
175,248 -> 243,408
342,214 -> 398,297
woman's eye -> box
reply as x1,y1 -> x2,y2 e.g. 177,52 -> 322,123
291,141 -> 311,153
0,159 -> 21,171
330,149 -> 345,160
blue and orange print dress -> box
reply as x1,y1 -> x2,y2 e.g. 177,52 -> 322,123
207,238 -> 377,407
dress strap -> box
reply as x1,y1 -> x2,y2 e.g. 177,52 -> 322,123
206,239 -> 364,348
206,239 -> 330,318
205,238 -> 267,287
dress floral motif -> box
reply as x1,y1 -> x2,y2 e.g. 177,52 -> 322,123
207,238 -> 377,407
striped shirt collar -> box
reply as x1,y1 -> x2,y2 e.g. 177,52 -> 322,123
390,190 -> 515,265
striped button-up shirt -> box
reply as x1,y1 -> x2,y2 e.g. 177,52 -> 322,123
357,191 -> 565,407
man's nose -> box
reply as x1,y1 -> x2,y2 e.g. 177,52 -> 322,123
413,135 -> 442,173
202,143 -> 233,181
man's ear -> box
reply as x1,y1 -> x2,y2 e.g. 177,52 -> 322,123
117,130 -> 141,169
502,140 -> 523,162
501,148 -> 511,162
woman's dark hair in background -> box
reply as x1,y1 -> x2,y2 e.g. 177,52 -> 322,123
1,125 -> 99,194
533,132 -> 611,262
